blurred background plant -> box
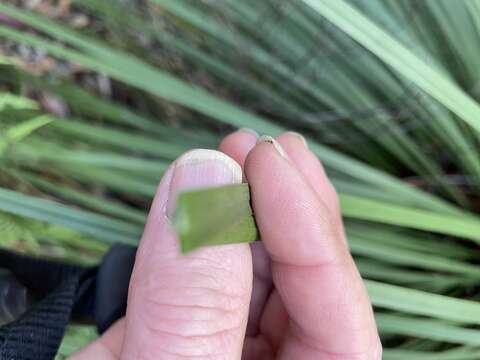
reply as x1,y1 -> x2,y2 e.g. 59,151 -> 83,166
2,0 -> 480,358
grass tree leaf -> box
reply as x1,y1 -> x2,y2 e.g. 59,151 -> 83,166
172,183 -> 257,253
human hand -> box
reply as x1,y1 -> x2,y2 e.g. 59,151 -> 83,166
70,130 -> 381,359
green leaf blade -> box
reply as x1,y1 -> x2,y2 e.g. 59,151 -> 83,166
173,183 -> 258,253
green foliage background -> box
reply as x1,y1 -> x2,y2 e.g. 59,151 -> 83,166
2,0 -> 480,358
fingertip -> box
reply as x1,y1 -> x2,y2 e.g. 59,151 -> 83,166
276,132 -> 325,178
245,139 -> 340,266
244,139 -> 285,187
282,131 -> 308,148
276,132 -> 341,220
218,128 -> 258,167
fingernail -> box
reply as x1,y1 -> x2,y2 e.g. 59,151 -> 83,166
166,149 -> 242,217
257,135 -> 288,159
239,127 -> 259,138
286,131 -> 308,148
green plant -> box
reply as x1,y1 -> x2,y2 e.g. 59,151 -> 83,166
2,0 -> 480,357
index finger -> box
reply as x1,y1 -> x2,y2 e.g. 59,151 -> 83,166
245,136 -> 381,359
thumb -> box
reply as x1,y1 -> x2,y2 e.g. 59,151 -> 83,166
121,149 -> 252,360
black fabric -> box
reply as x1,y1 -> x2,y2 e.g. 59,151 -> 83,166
0,248 -> 89,296
0,270 -> 86,360
95,245 -> 136,334
0,244 -> 136,360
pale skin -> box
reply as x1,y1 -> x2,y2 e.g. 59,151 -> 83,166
70,130 -> 382,360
